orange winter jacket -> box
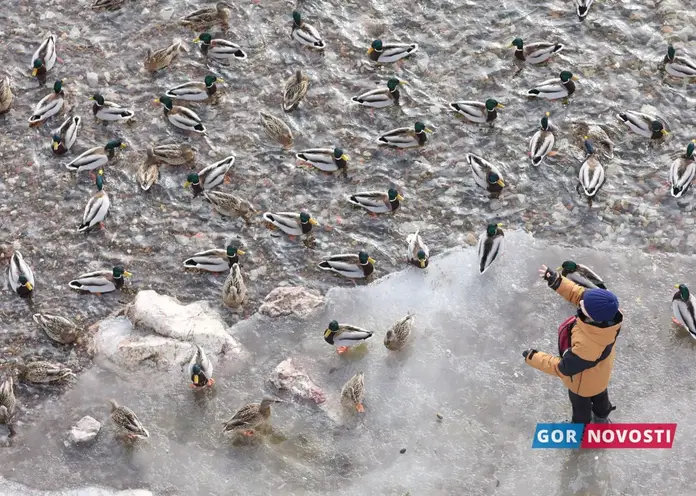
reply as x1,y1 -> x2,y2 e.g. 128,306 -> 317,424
525,277 -> 622,397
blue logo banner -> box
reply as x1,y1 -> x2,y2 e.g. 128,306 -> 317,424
532,423 -> 584,448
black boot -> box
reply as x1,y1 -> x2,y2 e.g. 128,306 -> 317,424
592,405 -> 616,424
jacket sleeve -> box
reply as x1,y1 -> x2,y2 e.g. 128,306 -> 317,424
526,348 -> 597,378
549,276 -> 585,307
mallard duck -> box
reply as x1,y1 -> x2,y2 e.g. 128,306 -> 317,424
68,266 -> 132,294
670,141 -> 696,198
32,313 -> 81,344
368,39 -> 418,63
384,314 -> 414,351
664,45 -> 696,78
616,111 -> 668,139
204,190 -> 256,220
528,71 -> 578,100
324,320 -> 374,354
377,121 -> 432,148
194,33 -> 247,64
136,156 -> 159,191
672,284 -> 696,338
222,263 -> 247,307
348,188 -> 403,213
165,75 -> 223,102
578,138 -> 605,198
467,153 -> 505,194
184,245 -> 244,272
51,116 -> 81,155
222,397 -> 282,437
156,96 -> 206,134
259,111 -> 293,148
262,211 -> 318,236
291,11 -> 325,50
296,148 -> 348,172
351,78 -> 405,108
530,112 -> 555,166
449,98 -> 503,124
109,399 -> 150,439
0,377 -> 15,426
79,170 -> 110,232
341,371 -> 365,413
31,34 -> 56,85
318,252 -> 375,279
0,76 -> 12,114
90,94 -> 134,122
558,260 -> 606,289
148,143 -> 195,165
406,230 -> 429,269
144,41 -> 182,72
28,80 -> 64,126
19,361 -> 75,383
92,0 -> 125,10
65,140 -> 126,173
184,155 -> 235,195
283,70 -> 309,112
9,251 -> 35,298
510,38 -> 563,64
181,2 -> 231,28
477,223 -> 504,274
576,0 -> 593,21
187,344 -> 214,388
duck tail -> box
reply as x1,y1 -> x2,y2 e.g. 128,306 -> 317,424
527,89 -> 540,96
553,44 -> 564,53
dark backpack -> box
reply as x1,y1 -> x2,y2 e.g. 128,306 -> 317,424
558,315 -> 577,356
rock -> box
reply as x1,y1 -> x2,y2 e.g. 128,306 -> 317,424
69,26 -> 80,39
86,72 -> 99,87
259,286 -> 324,318
268,358 -> 326,404
68,416 -> 101,444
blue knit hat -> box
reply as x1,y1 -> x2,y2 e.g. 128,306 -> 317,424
583,289 -> 619,322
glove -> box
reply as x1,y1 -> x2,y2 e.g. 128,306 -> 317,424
540,267 -> 559,287
523,349 -> 537,360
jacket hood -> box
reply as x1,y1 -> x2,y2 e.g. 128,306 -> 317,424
576,310 -> 623,348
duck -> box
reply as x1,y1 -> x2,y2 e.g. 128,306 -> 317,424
367,39 -> 418,63
222,263 -> 247,307
291,11 -> 325,50
576,0 -> 594,21
156,96 -> 206,134
65,140 -> 126,173
296,148 -> 348,172
181,2 -> 231,28
68,266 -> 132,294
109,399 -> 150,439
377,121 -> 432,148
184,155 -> 235,195
9,251 -> 35,298
352,78 -> 405,108
28,80 -> 65,126
348,188 -> 403,213
449,98 -> 504,124
204,190 -> 256,220
144,41 -> 182,72
341,372 -> 365,413
262,211 -> 318,236
136,155 -> 159,191
283,70 -> 309,112
194,33 -> 247,64
0,377 -> 16,427
92,0 -> 125,10
406,229 -> 429,268
0,76 -> 12,114
187,344 -> 214,389
324,320 -> 374,354
32,313 -> 81,344
528,71 -> 578,100
79,170 -> 110,232
616,111 -> 668,139
510,38 -> 564,64
165,75 -> 223,102
578,138 -> 605,198
90,94 -> 134,123
51,116 -> 81,155
384,314 -> 415,351
530,112 -> 555,166
31,34 -> 56,86
576,123 -> 614,159
670,141 -> 696,198
148,143 -> 195,165
664,45 -> 696,79
558,260 -> 606,289
222,397 -> 282,437
259,111 -> 293,148
318,251 -> 375,279
672,284 -> 696,339
184,245 -> 245,272
477,223 -> 504,274
19,361 -> 75,384
467,153 -> 505,194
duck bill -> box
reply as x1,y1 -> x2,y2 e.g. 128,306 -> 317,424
367,47 -> 374,55
496,103 -> 505,109
25,282 -> 33,291
52,142 -> 59,151
123,271 -> 133,277
425,128 -> 434,133
496,179 -> 505,187
193,37 -> 201,43
309,218 -> 319,225
237,249 -> 246,255
572,75 -> 579,81
119,143 -> 127,149
419,260 -> 425,268
31,68 -> 38,77
661,129 -> 669,135
557,267 -> 563,272
396,194 -> 405,201
216,78 -> 224,83
153,98 -> 161,104
675,284 -> 681,288
341,154 -> 350,161
367,257 -> 376,264
193,374 -> 199,385
183,181 -> 191,188
496,222 -> 504,227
